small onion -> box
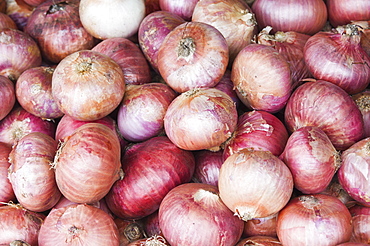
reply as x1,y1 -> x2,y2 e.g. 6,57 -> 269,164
158,182 -> 244,246
349,204 -> 370,243
276,194 -> 352,246
0,142 -> 15,203
192,149 -> 223,187
326,0 -> 370,27
352,89 -> 370,138
213,70 -> 243,110
320,175 -> 354,206
164,87 -> 238,151
0,75 -> 15,121
5,0 -> 34,30
243,213 -> 278,238
142,210 -> 162,238
218,149 -> 294,221
236,236 -> 282,246
159,0 -> 199,21
0,12 -> 17,30
145,0 -> 161,15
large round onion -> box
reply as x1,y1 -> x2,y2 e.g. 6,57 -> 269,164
0,75 -> 15,121
218,149 -> 294,221
326,0 -> 370,27
51,49 -> 125,121
54,123 -> 122,204
164,87 -> 238,151
105,136 -> 195,220
158,182 -> 244,246
284,80 -> 364,150
276,194 -> 352,246
38,203 -> 119,245
0,142 -> 15,203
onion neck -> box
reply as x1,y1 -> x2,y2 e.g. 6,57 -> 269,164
177,36 -> 196,61
47,2 -> 68,14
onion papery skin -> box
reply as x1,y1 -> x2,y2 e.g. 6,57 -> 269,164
54,123 -> 121,204
352,90 -> 370,138
251,0 -> 327,35
79,0 -> 145,40
218,149 -> 294,221
349,204 -> 370,243
138,10 -> 185,73
191,0 -> 257,64
24,0 -> 95,64
159,0 -> 199,21
38,204 -> 119,245
0,12 -> 17,30
351,21 -> 370,57
326,0 -> 370,27
5,0 -> 34,31
0,143 -> 15,203
164,87 -> 238,151
338,137 -> 370,207
320,174 -> 354,206
114,217 -> 146,245
243,213 -> 278,238
51,49 -> 125,121
223,110 -> 289,161
231,43 -> 293,113
276,194 -> 352,246
0,28 -> 42,82
0,106 -> 56,147
0,203 -> 45,246
158,182 -> 244,246
116,83 -> 177,142
192,149 -> 223,187
284,80 -> 364,151
157,21 -> 229,93
15,66 -> 64,120
8,132 -> 60,212
128,235 -> 170,246
236,236 -> 282,246
303,26 -> 370,95
92,37 -> 152,85
280,126 -> 341,194
0,75 -> 15,121
105,136 -> 195,220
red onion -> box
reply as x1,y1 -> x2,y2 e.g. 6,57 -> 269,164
0,203 -> 45,246
38,203 -> 119,245
304,24 -> 370,95
0,106 -> 56,147
192,149 -> 223,187
0,28 -> 42,82
142,210 -> 162,238
243,213 -> 278,238
326,0 -> 370,27
338,137 -> 370,207
15,66 -> 64,120
191,0 -> 257,63
0,75 -> 15,121
280,126 -> 341,194
92,37 -> 152,85
114,217 -> 146,245
236,236 -> 282,246
276,194 -> 353,246
54,123 -> 122,204
23,0 -> 47,7
352,90 -> 370,138
159,0 -> 199,21
0,143 -> 15,203
51,49 -> 125,121
145,0 -> 161,15
251,0 -> 327,35
5,0 -> 34,30
214,70 -> 243,110
164,87 -> 238,151
0,12 -> 17,30
116,83 -> 176,142
337,243 -> 370,246
0,1 -> 6,13
349,204 -> 370,243
284,80 -> 364,150
105,136 -> 195,220
351,21 -> 370,57
218,149 -> 294,221
138,10 -> 185,73
320,174 -> 354,206
231,43 -> 293,113
223,110 -> 289,160
157,21 -> 229,93
158,182 -> 244,246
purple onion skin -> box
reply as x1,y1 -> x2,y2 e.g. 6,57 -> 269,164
0,75 -> 15,121
192,150 -> 223,187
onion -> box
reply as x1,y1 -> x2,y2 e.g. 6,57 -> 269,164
276,194 -> 353,246
114,217 -> 146,245
280,126 -> 341,194
320,174 -> 354,206
351,21 -> 370,57
157,21 -> 229,93
128,235 -> 169,246
159,0 -> 199,21
0,1 -> 6,13
0,142 -> 15,203
349,204 -> 370,243
284,80 -> 364,150
158,182 -> 244,246
352,89 -> 370,138
164,87 -> 238,151
236,236 -> 282,246
138,10 -> 185,73
337,243 -> 370,246
214,70 -> 243,110
142,210 -> 162,238
251,0 -> 327,35
15,66 -> 64,120
223,110 -> 289,160
38,203 -> 119,245
191,0 -> 257,63
303,24 -> 370,95
0,12 -> 17,30
54,123 -> 122,204
79,0 -> 145,40
326,0 -> 370,27
192,149 -> 223,187
23,0 -> 47,7
338,137 -> 370,207
92,37 -> 152,85
243,213 -> 278,238
0,28 -> 42,82
231,43 -> 293,113
116,83 -> 177,142
51,49 -> 125,121
105,136 -> 195,220
0,203 -> 45,246
145,0 -> 161,15
218,149 -> 293,221
0,75 -> 15,121
0,106 -> 56,147
5,0 -> 34,30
